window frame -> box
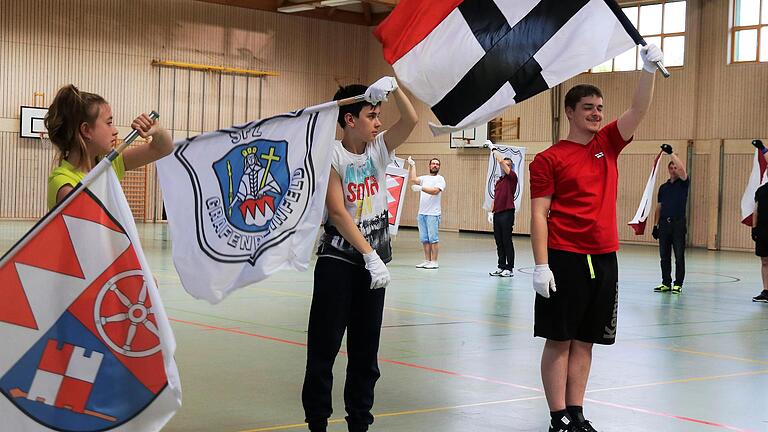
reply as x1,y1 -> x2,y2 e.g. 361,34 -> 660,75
588,0 -> 686,74
730,0 -> 767,63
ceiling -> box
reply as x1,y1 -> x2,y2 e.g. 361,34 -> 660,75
195,0 -> 397,26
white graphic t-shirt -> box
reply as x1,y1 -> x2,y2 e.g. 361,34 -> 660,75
417,174 -> 446,216
317,132 -> 393,265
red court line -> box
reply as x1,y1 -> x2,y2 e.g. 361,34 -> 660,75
587,399 -> 755,432
171,317 -> 754,431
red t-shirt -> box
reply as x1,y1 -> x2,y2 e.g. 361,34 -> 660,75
493,171 -> 517,213
529,120 -> 631,254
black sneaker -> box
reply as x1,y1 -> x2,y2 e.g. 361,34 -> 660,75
572,420 -> 598,432
753,291 -> 768,303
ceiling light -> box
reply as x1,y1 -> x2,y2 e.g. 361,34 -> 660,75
277,3 -> 317,13
319,0 -> 361,6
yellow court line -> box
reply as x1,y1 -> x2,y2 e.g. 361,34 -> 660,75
630,342 -> 768,366
236,367 -> 768,431
586,369 -> 768,393
238,395 -> 545,432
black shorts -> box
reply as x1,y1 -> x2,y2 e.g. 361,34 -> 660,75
534,249 -> 619,345
756,235 -> 768,257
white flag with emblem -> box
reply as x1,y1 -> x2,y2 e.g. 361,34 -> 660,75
157,106 -> 339,304
483,145 -> 526,212
0,159 -> 180,431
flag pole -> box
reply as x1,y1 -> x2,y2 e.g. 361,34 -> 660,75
603,0 -> 671,78
0,111 -> 164,266
302,94 -> 366,115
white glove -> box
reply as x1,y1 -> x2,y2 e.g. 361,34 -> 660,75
640,44 -> 664,73
406,156 -> 415,167
487,212 -> 493,224
533,264 -> 557,298
364,76 -> 398,104
363,250 -> 390,289
411,184 -> 422,192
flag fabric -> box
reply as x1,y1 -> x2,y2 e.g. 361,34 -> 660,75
741,149 -> 768,226
385,164 -> 409,235
157,107 -> 339,304
483,145 -> 526,212
0,160 -> 180,432
374,0 -> 641,135
628,151 -> 663,235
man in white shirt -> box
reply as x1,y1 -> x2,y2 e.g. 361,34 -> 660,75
408,157 -> 446,269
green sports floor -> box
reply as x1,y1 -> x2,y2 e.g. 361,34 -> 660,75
1,221 -> 766,432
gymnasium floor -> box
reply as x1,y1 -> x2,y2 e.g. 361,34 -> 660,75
1,221 -> 767,432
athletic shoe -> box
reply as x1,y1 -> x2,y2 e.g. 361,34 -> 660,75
753,290 -> 768,303
572,420 -> 598,432
499,269 -> 513,277
671,285 -> 682,294
415,261 -> 430,268
548,425 -> 571,432
489,268 -> 504,276
424,261 -> 439,269
654,284 -> 671,292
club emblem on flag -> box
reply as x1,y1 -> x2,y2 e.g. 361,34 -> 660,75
213,141 -> 290,232
484,145 -> 526,212
0,189 -> 171,431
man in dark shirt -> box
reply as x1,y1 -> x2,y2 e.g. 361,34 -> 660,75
652,144 -> 689,294
488,144 -> 518,277
751,139 -> 768,303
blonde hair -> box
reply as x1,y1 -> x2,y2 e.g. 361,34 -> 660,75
45,85 -> 107,169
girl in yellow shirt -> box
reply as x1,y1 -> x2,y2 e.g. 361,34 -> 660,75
46,84 -> 174,209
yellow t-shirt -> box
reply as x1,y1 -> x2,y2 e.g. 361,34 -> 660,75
47,155 -> 126,209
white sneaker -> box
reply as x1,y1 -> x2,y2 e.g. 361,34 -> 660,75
416,261 -> 430,268
500,269 -> 513,277
489,268 -> 504,276
424,261 -> 439,269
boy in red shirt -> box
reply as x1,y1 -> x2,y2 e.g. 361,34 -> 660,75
529,44 -> 663,432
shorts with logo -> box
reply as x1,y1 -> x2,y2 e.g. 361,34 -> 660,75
534,249 -> 618,345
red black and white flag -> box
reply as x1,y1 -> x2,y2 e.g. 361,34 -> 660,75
741,149 -> 768,226
375,0 -> 642,135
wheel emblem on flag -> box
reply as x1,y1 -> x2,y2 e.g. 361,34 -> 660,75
94,270 -> 161,358
0,190 -> 171,431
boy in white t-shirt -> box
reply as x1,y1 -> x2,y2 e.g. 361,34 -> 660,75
303,78 -> 417,432
407,157 -> 446,269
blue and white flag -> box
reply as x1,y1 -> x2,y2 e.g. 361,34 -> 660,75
157,107 -> 339,304
0,159 -> 181,432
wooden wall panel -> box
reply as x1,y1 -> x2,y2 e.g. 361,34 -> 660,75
696,0 -> 768,140
0,0 -> 368,220
688,153 -> 710,248
720,153 -> 754,251
0,132 -> 57,219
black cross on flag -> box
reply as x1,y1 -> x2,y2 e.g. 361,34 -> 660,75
375,0 -> 647,135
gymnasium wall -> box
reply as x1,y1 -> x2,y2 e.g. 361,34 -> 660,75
368,0 -> 768,252
1,0 -> 767,251
0,0 -> 369,219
